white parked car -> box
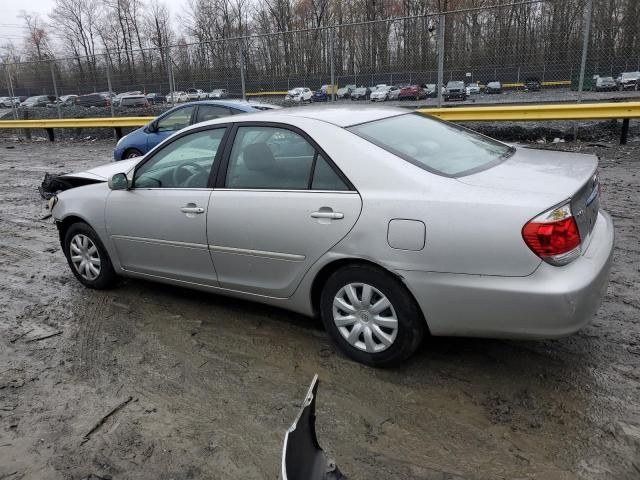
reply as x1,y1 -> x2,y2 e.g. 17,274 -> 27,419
0,96 -> 20,108
186,88 -> 207,101
285,87 -> 313,103
466,82 -> 481,95
370,86 -> 400,102
166,91 -> 189,103
208,89 -> 228,99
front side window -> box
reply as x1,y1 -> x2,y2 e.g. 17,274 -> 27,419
349,113 -> 514,177
134,128 -> 225,188
156,106 -> 195,132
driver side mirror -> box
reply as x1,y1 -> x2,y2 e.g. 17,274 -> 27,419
108,173 -> 130,190
146,120 -> 158,133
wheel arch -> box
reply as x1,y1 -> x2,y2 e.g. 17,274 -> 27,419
56,214 -> 95,250
309,257 -> 429,333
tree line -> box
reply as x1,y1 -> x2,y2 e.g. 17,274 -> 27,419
1,0 -> 639,95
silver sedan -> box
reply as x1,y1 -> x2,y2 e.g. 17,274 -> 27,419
50,106 -> 614,367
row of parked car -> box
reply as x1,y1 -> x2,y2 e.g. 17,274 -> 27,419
284,81 -> 506,103
0,88 -> 231,110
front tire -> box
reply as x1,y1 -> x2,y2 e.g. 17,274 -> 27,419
123,148 -> 143,159
320,264 -> 426,367
64,223 -> 117,289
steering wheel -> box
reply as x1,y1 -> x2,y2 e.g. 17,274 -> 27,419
172,161 -> 209,187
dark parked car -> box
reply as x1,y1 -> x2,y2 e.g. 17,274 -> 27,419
21,95 -> 57,107
594,76 -> 617,92
350,87 -> 371,100
312,90 -> 329,102
120,95 -> 150,108
524,77 -> 541,92
398,84 -> 427,100
485,81 -> 502,94
444,81 -> 467,101
145,93 -> 166,104
75,93 -> 111,108
616,71 -> 640,91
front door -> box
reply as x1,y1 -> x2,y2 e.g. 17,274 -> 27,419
208,124 -> 362,297
106,126 -> 227,285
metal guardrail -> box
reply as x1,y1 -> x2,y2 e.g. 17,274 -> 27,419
0,116 -> 155,141
0,102 -> 637,143
417,101 -> 640,121
419,101 -> 640,143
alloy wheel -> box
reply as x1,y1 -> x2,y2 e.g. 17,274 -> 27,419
332,283 -> 398,353
69,234 -> 101,281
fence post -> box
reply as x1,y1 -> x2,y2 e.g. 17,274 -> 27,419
577,0 -> 593,103
330,27 -> 336,102
50,61 -> 62,119
165,47 -> 174,105
4,65 -> 18,120
104,53 -> 115,118
238,38 -> 246,101
436,13 -> 445,108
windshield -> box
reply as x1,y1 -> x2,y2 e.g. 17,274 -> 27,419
447,82 -> 464,88
348,113 -> 514,177
621,72 -> 639,79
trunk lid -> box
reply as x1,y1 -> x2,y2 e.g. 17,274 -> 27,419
458,146 -> 600,250
457,146 -> 597,200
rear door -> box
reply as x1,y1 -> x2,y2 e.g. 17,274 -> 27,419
207,123 -> 362,297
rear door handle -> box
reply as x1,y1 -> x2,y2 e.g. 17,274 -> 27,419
181,205 -> 205,214
311,211 -> 344,220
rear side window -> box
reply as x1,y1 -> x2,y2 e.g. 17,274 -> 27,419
226,126 -> 315,189
196,105 -> 234,123
312,155 -> 349,191
224,126 -> 350,191
348,113 -> 513,177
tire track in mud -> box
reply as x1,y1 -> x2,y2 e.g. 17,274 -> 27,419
71,293 -> 109,382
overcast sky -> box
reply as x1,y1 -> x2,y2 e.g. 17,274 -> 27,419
0,2 -> 55,45
0,1 -> 186,52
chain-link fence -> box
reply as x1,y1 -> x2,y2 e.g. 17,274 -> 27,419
0,0 -> 638,120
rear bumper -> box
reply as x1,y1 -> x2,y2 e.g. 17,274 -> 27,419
398,211 -> 614,338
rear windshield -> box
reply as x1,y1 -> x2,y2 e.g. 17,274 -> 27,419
348,113 -> 514,177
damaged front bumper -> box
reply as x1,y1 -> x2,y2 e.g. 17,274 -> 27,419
282,375 -> 344,480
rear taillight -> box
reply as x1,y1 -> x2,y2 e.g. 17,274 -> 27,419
522,202 -> 581,266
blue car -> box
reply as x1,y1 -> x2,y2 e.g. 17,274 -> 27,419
312,90 -> 329,102
113,100 -> 260,161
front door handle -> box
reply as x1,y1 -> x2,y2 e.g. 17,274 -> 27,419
181,205 -> 205,214
311,210 -> 344,220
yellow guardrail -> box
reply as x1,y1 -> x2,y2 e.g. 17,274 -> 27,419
0,116 -> 154,129
418,102 -> 640,121
0,102 -> 636,143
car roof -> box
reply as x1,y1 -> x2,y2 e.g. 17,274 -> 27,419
188,105 -> 407,129
170,99 -> 260,112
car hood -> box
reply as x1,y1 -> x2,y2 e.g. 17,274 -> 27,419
63,157 -> 141,181
457,146 -> 598,202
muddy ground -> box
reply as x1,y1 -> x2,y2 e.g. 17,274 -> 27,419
0,136 -> 639,480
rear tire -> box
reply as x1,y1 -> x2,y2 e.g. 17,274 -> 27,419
63,223 -> 117,290
320,264 -> 426,367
